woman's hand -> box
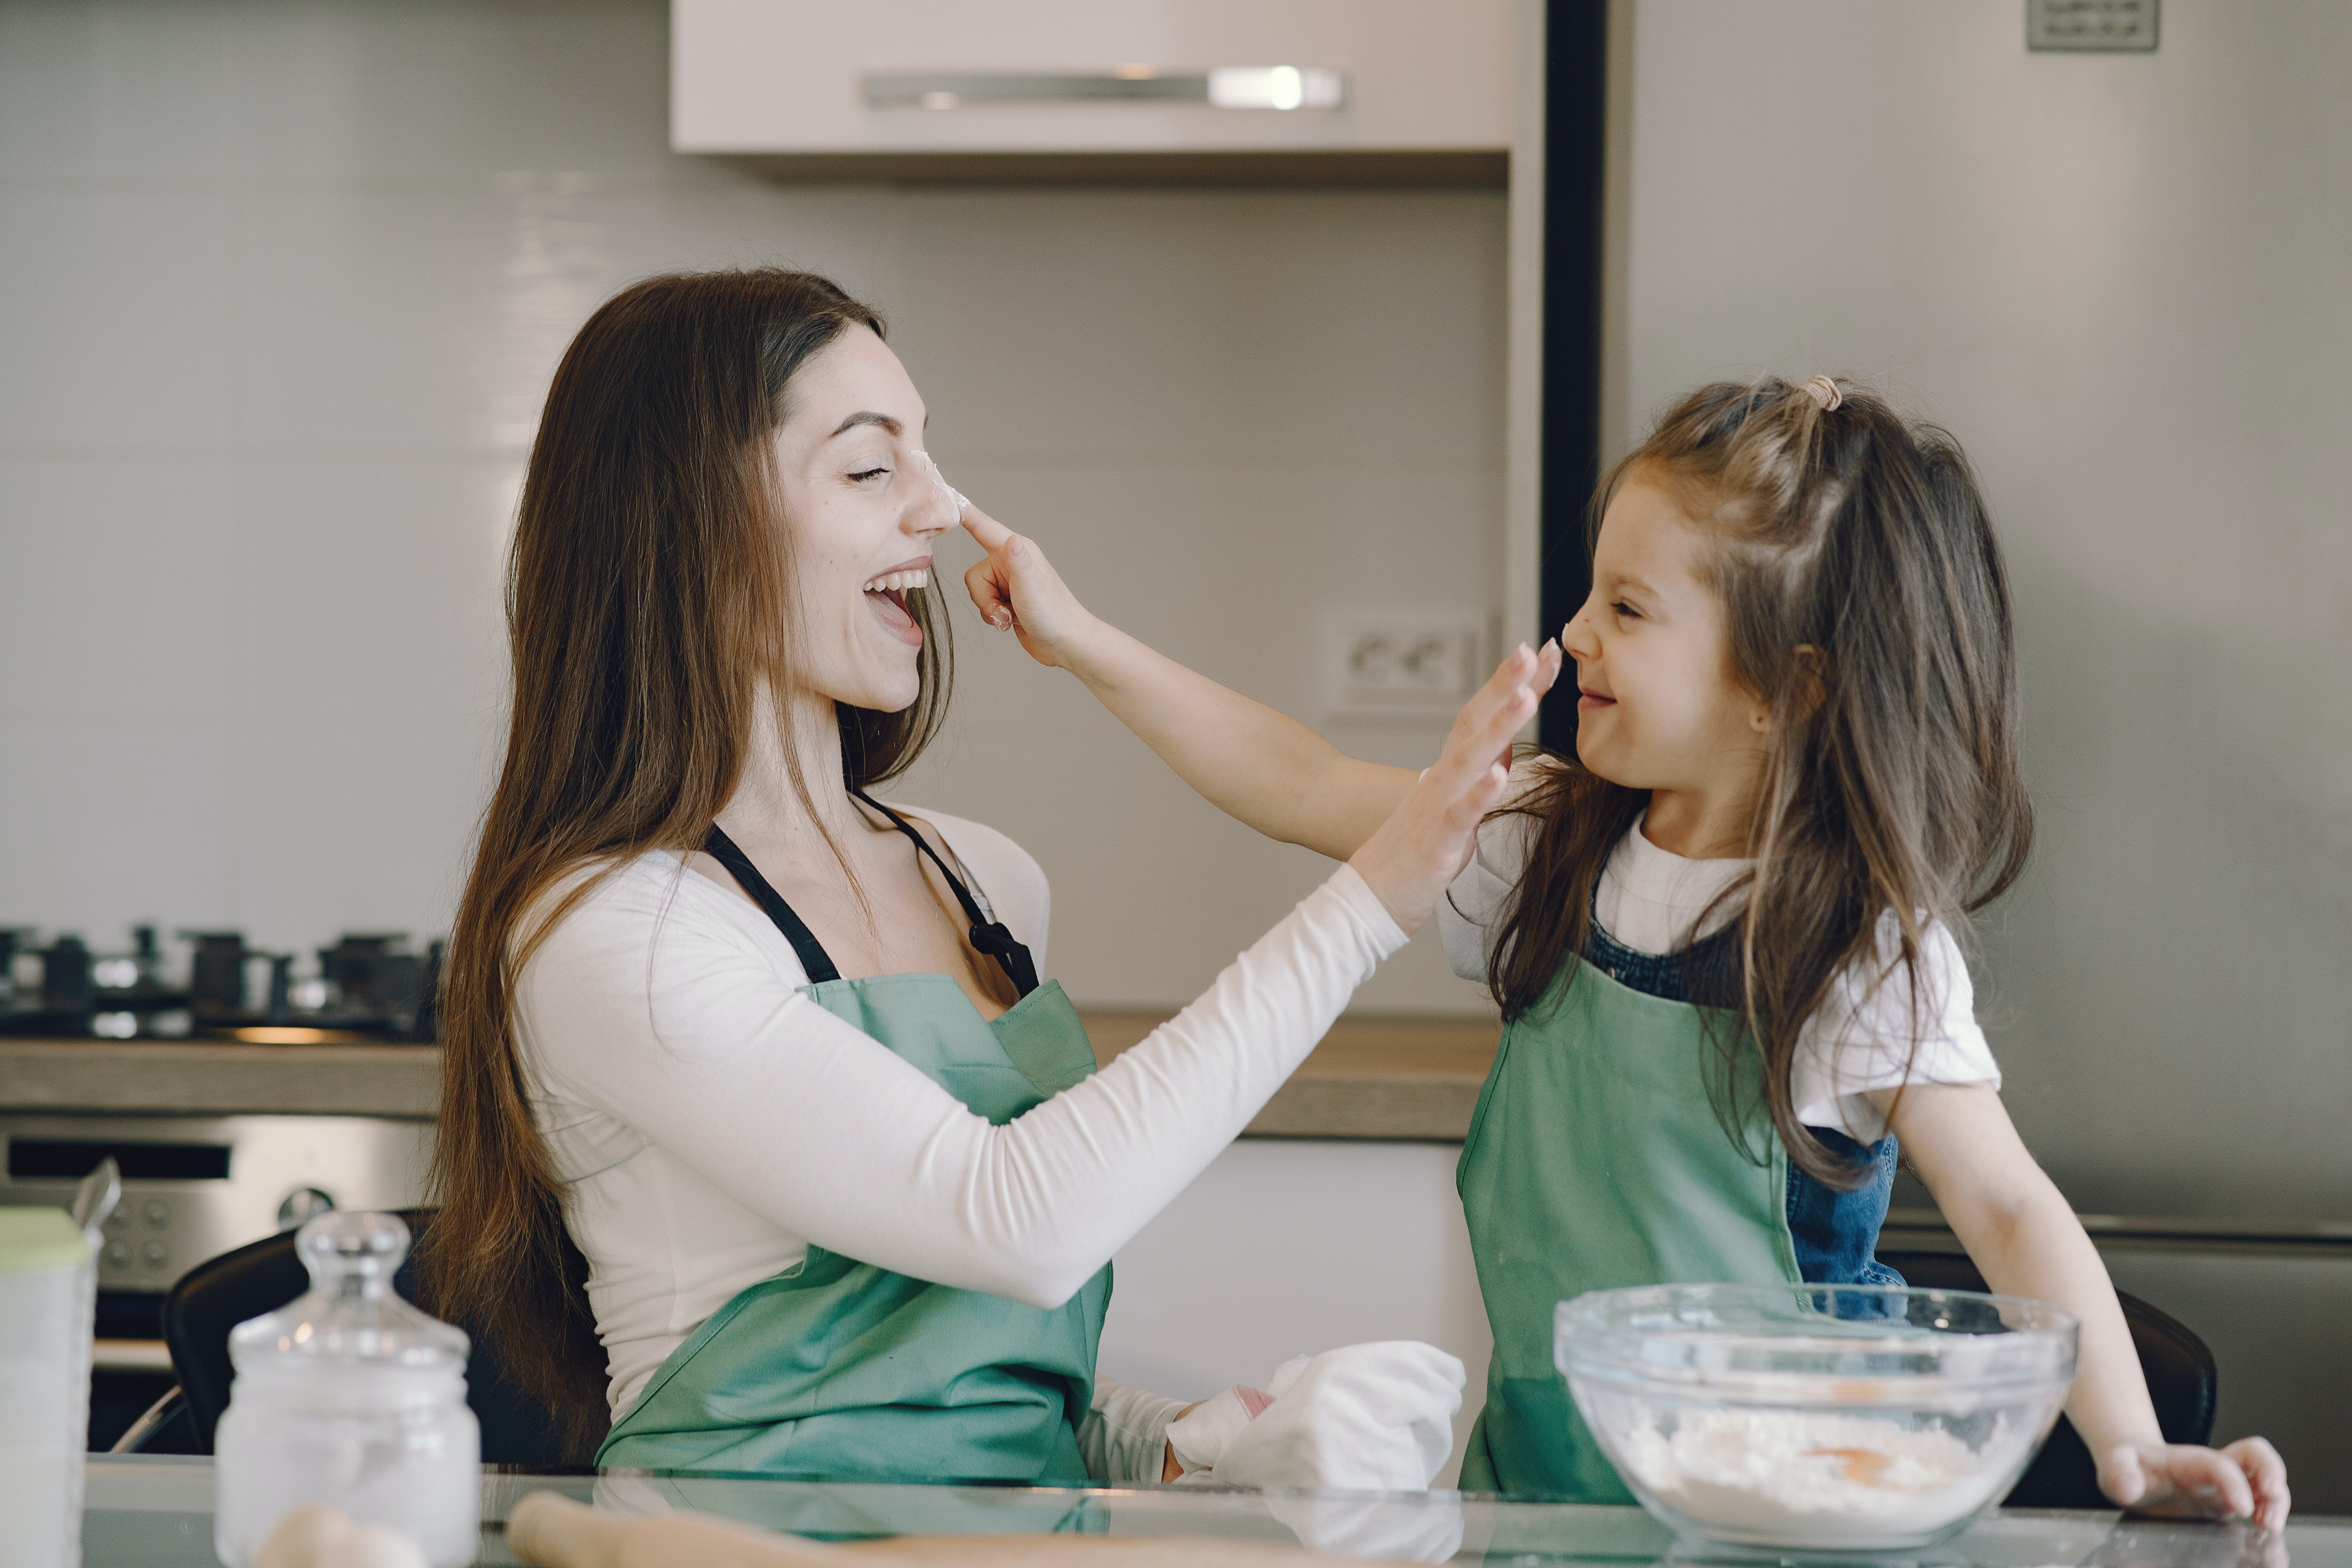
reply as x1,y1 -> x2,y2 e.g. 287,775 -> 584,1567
2102,1437 -> 2290,1534
1349,641 -> 1562,935
959,505 -> 1105,672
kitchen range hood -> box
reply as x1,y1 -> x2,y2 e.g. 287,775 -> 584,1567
673,0 -> 1514,185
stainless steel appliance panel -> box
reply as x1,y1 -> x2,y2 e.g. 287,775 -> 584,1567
0,1113 -> 431,1291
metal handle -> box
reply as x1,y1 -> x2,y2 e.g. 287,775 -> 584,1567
109,1384 -> 185,1452
95,1339 -> 174,1375
863,67 -> 1347,112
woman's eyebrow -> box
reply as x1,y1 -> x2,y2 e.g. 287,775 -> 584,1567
828,410 -> 902,438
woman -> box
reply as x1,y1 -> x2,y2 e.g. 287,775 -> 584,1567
420,269 -> 1549,1483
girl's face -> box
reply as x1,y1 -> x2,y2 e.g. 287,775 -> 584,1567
769,327 -> 958,715
1563,470 -> 1769,802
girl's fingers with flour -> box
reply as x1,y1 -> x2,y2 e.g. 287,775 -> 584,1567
958,506 -> 1099,669
1349,642 -> 1562,934
2103,1437 -> 2290,1532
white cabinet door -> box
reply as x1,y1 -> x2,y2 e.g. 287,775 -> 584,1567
673,0 -> 1512,158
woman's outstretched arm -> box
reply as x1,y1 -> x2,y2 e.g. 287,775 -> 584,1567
960,506 -> 1562,862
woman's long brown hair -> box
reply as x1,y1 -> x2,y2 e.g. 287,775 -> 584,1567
1487,379 -> 2031,1185
416,269 -> 951,1456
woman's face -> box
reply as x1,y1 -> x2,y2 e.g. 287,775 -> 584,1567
770,325 -> 958,715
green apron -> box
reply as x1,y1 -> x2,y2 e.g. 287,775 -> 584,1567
597,802 -> 1111,1483
1455,959 -> 1802,1499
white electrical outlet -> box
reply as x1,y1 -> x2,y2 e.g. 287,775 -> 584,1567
1323,610 -> 1485,724
2028,0 -> 2158,52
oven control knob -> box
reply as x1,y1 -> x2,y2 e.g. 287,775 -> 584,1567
102,1211 -> 127,1236
141,1200 -> 169,1229
140,1240 -> 167,1267
278,1188 -> 336,1230
104,1240 -> 131,1268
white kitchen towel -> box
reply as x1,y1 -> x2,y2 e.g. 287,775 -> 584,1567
1167,1341 -> 1465,1493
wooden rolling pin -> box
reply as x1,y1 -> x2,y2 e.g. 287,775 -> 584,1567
506,1491 -> 1373,1567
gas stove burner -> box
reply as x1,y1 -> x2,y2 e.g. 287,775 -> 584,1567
0,924 -> 443,1043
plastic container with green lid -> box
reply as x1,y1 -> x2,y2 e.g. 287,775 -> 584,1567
0,1203 -> 99,1568
0,1205 -> 90,1271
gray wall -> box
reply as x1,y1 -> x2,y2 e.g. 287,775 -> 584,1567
1621,0 -> 2352,1222
0,0 -> 1505,1017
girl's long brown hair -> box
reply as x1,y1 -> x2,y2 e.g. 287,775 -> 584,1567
416,269 -> 951,1456
1488,379 -> 2031,1185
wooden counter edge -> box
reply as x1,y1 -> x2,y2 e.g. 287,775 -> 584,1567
0,1010 -> 1501,1139
0,1039 -> 439,1118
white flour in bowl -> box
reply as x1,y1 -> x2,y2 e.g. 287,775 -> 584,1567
1612,1408 -> 2020,1545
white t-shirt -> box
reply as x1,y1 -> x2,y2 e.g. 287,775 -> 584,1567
1438,765 -> 1998,1143
512,803 -> 1405,1472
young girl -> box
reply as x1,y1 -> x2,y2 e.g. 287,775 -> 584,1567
958,376 -> 2289,1525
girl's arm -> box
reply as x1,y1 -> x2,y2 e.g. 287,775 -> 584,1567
959,506 -> 1559,861
1882,1083 -> 2289,1530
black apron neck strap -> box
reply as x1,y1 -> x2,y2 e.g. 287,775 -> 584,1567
850,789 -> 1040,998
701,824 -> 840,984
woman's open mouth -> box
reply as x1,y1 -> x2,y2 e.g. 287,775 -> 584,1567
863,566 -> 929,644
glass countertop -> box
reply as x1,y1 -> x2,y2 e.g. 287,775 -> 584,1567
83,1455 -> 2345,1568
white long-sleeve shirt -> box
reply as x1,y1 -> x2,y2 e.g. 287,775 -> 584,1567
512,805 -> 1406,1461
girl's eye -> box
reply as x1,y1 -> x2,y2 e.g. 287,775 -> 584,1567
1611,601 -> 1640,620
848,466 -> 891,484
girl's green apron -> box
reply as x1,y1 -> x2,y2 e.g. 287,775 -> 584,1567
597,800 -> 1109,1482
1455,960 -> 1803,1499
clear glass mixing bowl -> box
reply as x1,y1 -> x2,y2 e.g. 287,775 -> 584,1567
1555,1283 -> 2078,1553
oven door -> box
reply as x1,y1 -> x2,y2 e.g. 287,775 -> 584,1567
0,1112 -> 432,1451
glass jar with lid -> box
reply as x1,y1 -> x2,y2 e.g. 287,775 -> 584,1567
214,1211 -> 480,1568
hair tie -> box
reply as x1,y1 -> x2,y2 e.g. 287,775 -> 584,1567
1801,375 -> 1843,412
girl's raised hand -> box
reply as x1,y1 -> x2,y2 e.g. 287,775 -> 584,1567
1348,641 -> 1563,934
2103,1437 -> 2290,1534
959,505 -> 1102,671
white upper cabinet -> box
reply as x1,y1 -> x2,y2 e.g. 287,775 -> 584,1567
672,0 -> 1514,180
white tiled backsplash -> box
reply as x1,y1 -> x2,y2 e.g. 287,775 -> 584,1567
0,0 -> 1506,1015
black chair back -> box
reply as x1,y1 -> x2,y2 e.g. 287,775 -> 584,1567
1878,1250 -> 2218,1509
162,1208 -> 577,1466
